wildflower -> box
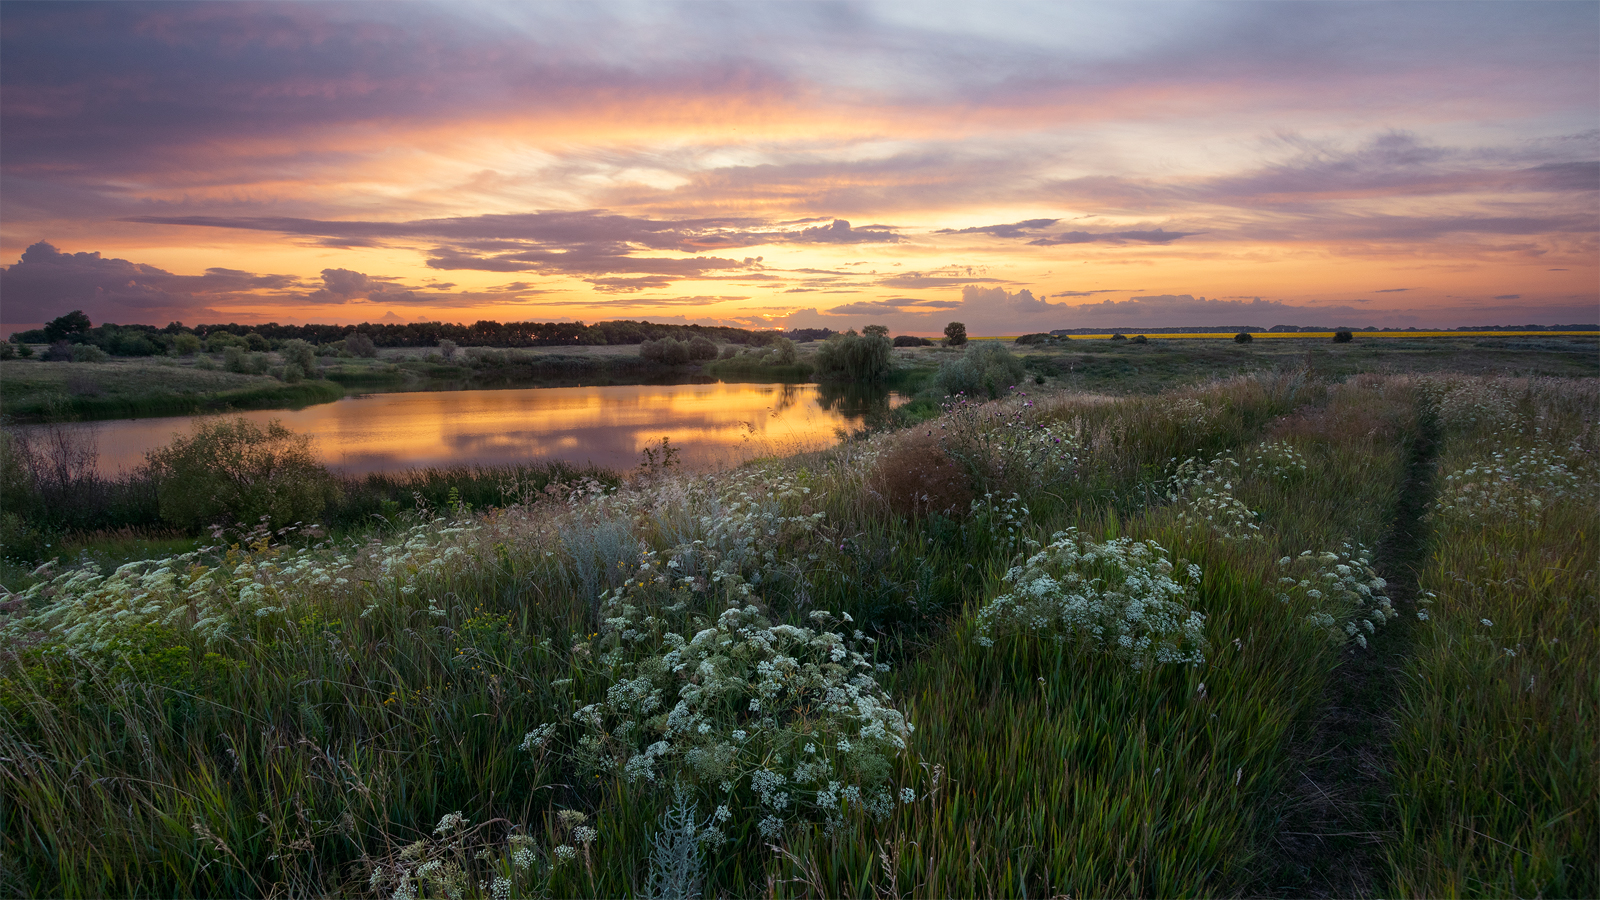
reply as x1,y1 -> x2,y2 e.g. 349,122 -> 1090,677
554,845 -> 577,862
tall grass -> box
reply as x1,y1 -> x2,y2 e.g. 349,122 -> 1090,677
0,370 -> 1485,898
1387,377 -> 1599,897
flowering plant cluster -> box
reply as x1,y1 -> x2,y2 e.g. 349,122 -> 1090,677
1165,454 -> 1262,541
1274,545 -> 1394,649
575,582 -> 912,840
935,391 -> 1083,493
975,529 -> 1208,669
1430,437 -> 1597,528
1243,439 -> 1310,481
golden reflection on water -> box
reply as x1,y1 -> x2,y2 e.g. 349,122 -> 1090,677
65,382 -> 900,476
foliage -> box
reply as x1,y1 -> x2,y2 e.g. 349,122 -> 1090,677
345,331 -> 378,358
892,334 -> 932,347
942,322 -> 967,346
1333,330 -> 1354,343
813,332 -> 892,382
686,336 -> 718,360
42,310 -> 92,343
935,341 -> 1026,399
1235,332 -> 1254,343
974,528 -> 1208,668
145,417 -> 339,531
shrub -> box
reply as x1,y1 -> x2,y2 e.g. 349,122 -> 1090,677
641,338 -> 691,365
12,340 -> 32,358
345,331 -> 378,357
1234,332 -> 1254,344
868,430 -> 974,518
892,335 -> 931,347
687,336 -> 718,360
1333,330 -> 1354,343
944,322 -> 968,346
145,417 -> 339,530
279,338 -> 317,375
719,343 -> 740,360
0,342 -> 13,361
936,341 -> 1026,400
767,337 -> 798,365
223,345 -> 248,373
1110,333 -> 1127,341
863,324 -> 889,338
1015,333 -> 1052,345
1130,335 -> 1148,345
814,332 -> 891,382
70,344 -> 109,363
171,333 -> 203,355
437,338 -> 458,361
44,341 -> 73,361
243,332 -> 269,352
205,331 -> 245,352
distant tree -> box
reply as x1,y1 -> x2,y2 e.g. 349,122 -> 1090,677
1015,333 -> 1052,345
893,335 -> 932,347
1234,332 -> 1254,343
1110,333 -> 1127,341
1333,330 -> 1354,343
1130,334 -> 1148,344
280,339 -> 318,375
345,331 -> 378,357
437,338 -> 458,360
863,324 -> 889,338
687,336 -> 718,360
943,322 -> 968,346
814,332 -> 891,382
42,310 -> 92,343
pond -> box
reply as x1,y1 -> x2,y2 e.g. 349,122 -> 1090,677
35,381 -> 905,477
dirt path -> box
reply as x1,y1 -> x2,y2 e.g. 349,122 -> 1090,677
1257,407 -> 1439,898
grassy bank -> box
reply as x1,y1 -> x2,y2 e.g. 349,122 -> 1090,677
1,358 -> 345,422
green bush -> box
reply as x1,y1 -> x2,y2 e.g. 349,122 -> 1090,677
640,337 -> 691,365
279,338 -> 317,376
0,342 -> 14,361
936,341 -> 1027,399
944,321 -> 968,346
687,336 -> 718,360
1333,330 -> 1354,343
205,331 -> 246,352
70,344 -> 109,363
1234,332 -> 1254,344
813,332 -> 891,381
171,333 -> 203,356
345,331 -> 378,357
145,418 -> 339,530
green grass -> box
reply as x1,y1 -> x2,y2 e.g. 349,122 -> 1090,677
1,357 -> 343,421
1386,378 -> 1599,897
0,371 -> 1592,899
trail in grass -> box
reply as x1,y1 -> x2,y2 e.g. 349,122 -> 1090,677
1261,404 -> 1439,898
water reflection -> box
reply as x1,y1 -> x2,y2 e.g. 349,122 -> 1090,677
42,382 -> 905,477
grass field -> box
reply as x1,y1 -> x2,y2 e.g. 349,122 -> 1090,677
0,357 -> 343,421
3,362 -> 1594,899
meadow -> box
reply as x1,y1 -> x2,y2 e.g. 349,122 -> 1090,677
0,348 -> 1596,897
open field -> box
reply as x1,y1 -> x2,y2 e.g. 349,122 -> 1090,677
3,364 -> 1594,898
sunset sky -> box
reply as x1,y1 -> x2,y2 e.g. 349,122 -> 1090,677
2,1 -> 1596,336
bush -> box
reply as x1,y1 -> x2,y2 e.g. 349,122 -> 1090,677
70,344 -> 109,363
719,343 -> 740,360
1015,333 -> 1053,345
145,417 -> 339,531
641,338 -> 691,365
944,322 -> 968,346
1234,332 -> 1254,344
863,324 -> 889,338
936,341 -> 1027,399
893,335 -> 932,347
1130,335 -> 1148,345
205,331 -> 246,352
1110,333 -> 1127,341
345,331 -> 378,358
279,338 -> 317,376
0,342 -> 13,361
1333,330 -> 1354,343
223,345 -> 248,373
243,332 -> 269,352
686,336 -> 718,360
813,332 -> 891,382
437,338 -> 458,361
172,333 -> 203,355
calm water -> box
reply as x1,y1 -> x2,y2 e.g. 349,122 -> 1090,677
37,382 -> 903,477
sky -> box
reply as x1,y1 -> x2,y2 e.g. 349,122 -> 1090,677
2,1 -> 1597,336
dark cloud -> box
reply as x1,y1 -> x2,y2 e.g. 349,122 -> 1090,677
1373,288 -> 1412,293
0,240 -> 296,323
1027,228 -> 1200,246
1051,288 -> 1140,297
934,218 -> 1059,238
1492,294 -> 1522,300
